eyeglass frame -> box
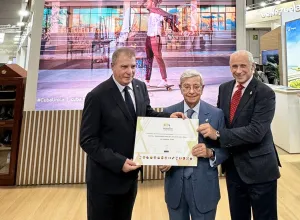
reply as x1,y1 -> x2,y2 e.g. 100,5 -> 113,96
179,83 -> 205,93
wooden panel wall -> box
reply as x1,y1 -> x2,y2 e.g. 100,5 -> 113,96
260,27 -> 283,84
16,109 -> 164,186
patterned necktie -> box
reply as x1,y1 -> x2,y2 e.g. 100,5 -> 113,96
124,86 -> 136,122
230,84 -> 244,123
187,109 -> 194,119
184,108 -> 195,179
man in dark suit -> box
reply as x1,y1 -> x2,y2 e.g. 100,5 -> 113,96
80,47 -> 184,220
159,69 -> 229,220
199,50 -> 281,220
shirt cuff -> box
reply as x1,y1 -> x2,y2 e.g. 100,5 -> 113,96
209,155 -> 217,167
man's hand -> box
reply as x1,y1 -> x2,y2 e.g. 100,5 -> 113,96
170,112 -> 186,119
122,159 -> 141,173
192,143 -> 213,158
158,165 -> 171,172
198,123 -> 217,140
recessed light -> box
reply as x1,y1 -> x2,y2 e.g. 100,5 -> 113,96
17,22 -> 25,26
19,10 -> 29,16
260,2 -> 267,7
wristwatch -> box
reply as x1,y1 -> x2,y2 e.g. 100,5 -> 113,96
216,130 -> 220,139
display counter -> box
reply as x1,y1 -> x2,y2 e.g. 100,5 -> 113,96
268,85 -> 300,153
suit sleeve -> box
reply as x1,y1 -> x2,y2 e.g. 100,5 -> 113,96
80,92 -> 126,174
219,88 -> 275,148
143,82 -> 171,117
210,110 -> 229,167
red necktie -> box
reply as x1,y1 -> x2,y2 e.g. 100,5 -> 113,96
230,84 -> 244,123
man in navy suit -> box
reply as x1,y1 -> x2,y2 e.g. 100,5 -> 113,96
80,47 -> 184,220
159,69 -> 229,220
199,50 -> 281,220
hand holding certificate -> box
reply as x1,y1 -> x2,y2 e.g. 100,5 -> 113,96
133,117 -> 199,166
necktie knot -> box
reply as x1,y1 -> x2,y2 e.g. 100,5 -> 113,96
187,109 -> 194,119
237,84 -> 244,91
124,86 -> 129,92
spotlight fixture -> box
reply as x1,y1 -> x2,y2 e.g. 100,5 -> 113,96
260,2 -> 267,7
17,22 -> 25,26
19,10 -> 29,16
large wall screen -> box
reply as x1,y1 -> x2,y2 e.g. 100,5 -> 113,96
286,18 -> 300,88
36,0 -> 236,110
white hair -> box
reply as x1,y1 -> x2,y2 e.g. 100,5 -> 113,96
230,50 -> 255,65
180,69 -> 204,85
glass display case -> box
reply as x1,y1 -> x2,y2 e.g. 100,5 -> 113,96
0,64 -> 26,185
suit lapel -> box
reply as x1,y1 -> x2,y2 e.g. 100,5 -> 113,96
132,79 -> 142,116
231,77 -> 257,125
109,77 -> 135,127
198,101 -> 210,143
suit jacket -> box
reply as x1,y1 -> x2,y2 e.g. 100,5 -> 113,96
218,77 -> 280,184
163,100 -> 229,213
80,76 -> 170,194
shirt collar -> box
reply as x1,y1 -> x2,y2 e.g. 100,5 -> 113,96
184,101 -> 200,115
235,75 -> 253,89
112,75 -> 133,92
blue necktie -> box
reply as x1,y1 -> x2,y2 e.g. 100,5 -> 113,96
183,109 -> 195,179
124,86 -> 136,123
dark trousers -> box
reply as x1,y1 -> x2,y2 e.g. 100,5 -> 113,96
226,158 -> 278,220
87,181 -> 137,220
145,36 -> 167,80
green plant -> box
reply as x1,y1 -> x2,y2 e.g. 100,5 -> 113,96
289,79 -> 300,88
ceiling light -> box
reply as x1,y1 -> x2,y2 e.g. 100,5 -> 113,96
0,33 -> 5,44
17,22 -> 25,27
275,1 -> 281,4
19,10 -> 29,16
260,2 -> 267,7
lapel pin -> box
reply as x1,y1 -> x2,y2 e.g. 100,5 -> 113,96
136,85 -> 139,88
205,119 -> 209,122
250,91 -> 252,95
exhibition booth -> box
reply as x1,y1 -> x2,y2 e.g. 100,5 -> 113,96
245,1 -> 300,153
2,0 -> 300,186
6,0 -> 246,186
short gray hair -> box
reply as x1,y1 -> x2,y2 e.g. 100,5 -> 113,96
230,50 -> 255,65
180,69 -> 204,85
111,47 -> 135,66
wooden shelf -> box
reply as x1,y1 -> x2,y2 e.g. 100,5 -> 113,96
0,99 -> 16,105
0,147 -> 11,151
0,90 -> 15,93
0,64 -> 26,185
0,120 -> 14,128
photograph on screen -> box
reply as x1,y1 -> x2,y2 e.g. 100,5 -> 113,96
36,0 -> 236,110
262,50 -> 278,66
286,18 -> 300,88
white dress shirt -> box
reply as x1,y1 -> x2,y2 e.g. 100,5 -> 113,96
231,75 -> 253,98
147,13 -> 164,37
183,101 -> 216,166
112,75 -> 136,111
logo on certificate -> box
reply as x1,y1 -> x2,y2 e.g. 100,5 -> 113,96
163,123 -> 173,131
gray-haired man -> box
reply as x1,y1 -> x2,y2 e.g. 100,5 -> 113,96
159,69 -> 229,220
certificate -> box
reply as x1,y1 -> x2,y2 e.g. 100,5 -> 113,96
133,117 -> 199,166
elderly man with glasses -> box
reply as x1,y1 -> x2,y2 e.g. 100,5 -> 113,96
159,69 -> 229,220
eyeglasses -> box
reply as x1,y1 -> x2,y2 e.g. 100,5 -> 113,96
180,84 -> 203,93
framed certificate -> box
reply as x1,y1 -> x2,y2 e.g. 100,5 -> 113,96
133,117 -> 199,166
